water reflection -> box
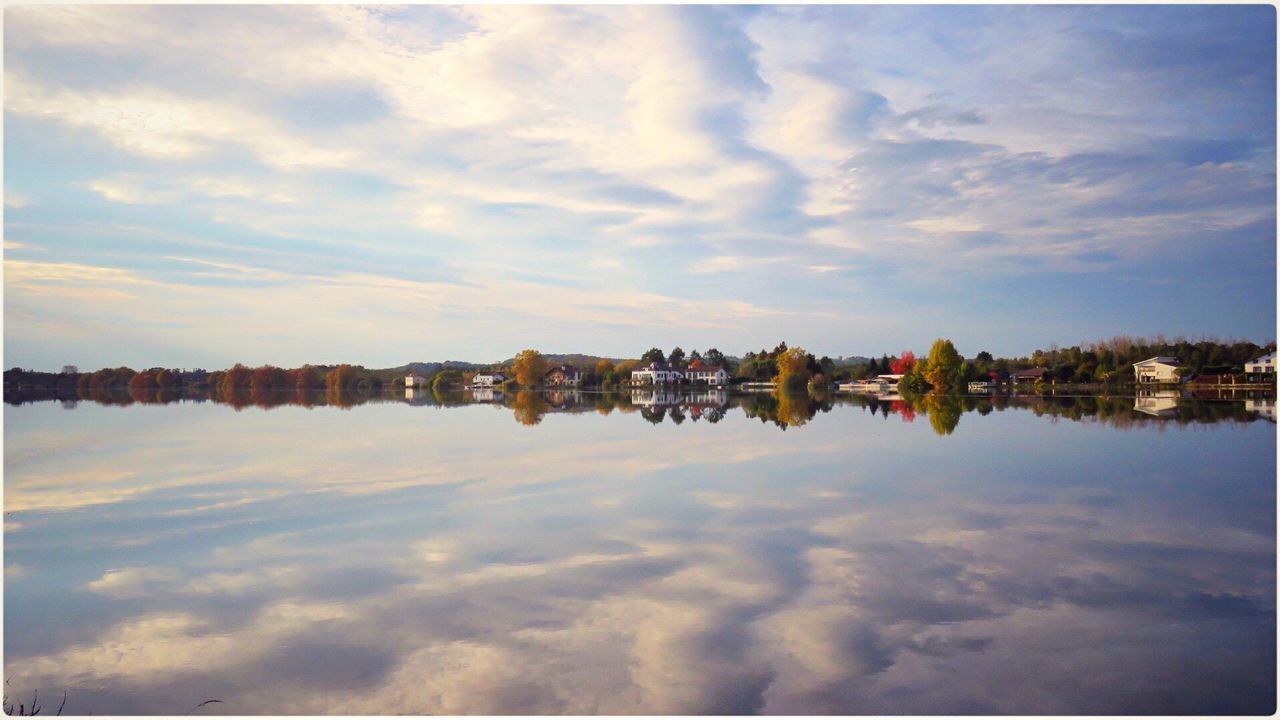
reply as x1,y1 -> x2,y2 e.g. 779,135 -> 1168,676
3,393 -> 1274,715
6,385 -> 1279,434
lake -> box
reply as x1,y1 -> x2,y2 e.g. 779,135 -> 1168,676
4,390 -> 1275,715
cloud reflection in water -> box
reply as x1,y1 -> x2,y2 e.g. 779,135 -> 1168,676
3,397 -> 1274,714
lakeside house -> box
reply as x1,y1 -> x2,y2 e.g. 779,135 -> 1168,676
1245,353 -> 1275,375
1133,357 -> 1182,384
841,374 -> 903,393
405,374 -> 429,387
683,359 -> 728,386
543,365 -> 582,387
472,371 -> 506,387
631,362 -> 683,384
1010,367 -> 1051,384
967,380 -> 994,392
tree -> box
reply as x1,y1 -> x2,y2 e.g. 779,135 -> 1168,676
593,358 -> 614,385
668,347 -> 686,368
220,364 -> 253,396
641,347 -> 666,364
326,364 -> 359,392
775,346 -> 812,392
511,349 -> 548,387
890,351 -> 917,375
922,339 -> 964,392
703,348 -> 728,369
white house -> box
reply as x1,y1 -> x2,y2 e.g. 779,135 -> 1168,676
1245,353 -> 1275,374
683,361 -> 728,386
1133,357 -> 1182,384
631,362 -> 683,385
405,374 -> 429,387
472,371 -> 506,387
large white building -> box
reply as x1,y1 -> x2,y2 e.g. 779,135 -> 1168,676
1245,353 -> 1275,374
683,361 -> 728,385
1133,357 -> 1182,384
631,363 -> 683,384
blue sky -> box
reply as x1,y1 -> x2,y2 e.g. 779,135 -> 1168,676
4,5 -> 1276,370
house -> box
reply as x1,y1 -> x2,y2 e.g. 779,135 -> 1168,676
631,362 -> 683,385
1010,367 -> 1051,384
472,371 -> 506,387
405,374 -> 429,387
967,380 -> 994,392
543,365 -> 582,387
683,359 -> 728,386
842,374 -> 903,393
1132,357 -> 1182,384
1245,353 -> 1275,375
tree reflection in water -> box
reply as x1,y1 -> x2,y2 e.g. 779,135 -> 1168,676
3,385 -> 1274,431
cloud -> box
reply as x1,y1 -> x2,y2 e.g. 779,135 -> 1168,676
3,5 -> 1274,367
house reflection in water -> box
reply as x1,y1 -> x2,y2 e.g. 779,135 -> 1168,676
470,386 -> 504,403
630,388 -> 682,407
1134,389 -> 1180,417
543,388 -> 582,407
1244,398 -> 1277,422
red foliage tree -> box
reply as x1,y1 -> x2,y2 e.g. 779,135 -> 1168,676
890,351 -> 917,375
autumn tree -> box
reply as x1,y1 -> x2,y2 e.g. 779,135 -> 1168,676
774,346 -> 813,392
890,351 -> 917,375
220,364 -> 253,397
325,364 -> 359,392
922,339 -> 964,392
511,349 -> 548,387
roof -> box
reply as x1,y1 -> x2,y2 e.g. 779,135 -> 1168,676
634,362 -> 680,372
1011,367 -> 1050,378
544,365 -> 581,377
1248,353 -> 1275,363
685,365 -> 725,373
1133,357 -> 1181,367
475,370 -> 505,377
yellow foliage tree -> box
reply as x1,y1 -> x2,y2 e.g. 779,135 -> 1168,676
511,349 -> 548,387
774,346 -> 812,391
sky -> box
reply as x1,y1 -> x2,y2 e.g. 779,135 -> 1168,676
4,4 -> 1276,371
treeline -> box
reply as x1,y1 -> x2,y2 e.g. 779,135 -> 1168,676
3,363 -> 395,410
7,335 -> 1273,401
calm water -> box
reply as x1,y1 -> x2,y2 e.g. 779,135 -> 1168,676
4,391 -> 1276,715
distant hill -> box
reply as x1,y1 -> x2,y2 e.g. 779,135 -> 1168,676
491,353 -> 633,368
